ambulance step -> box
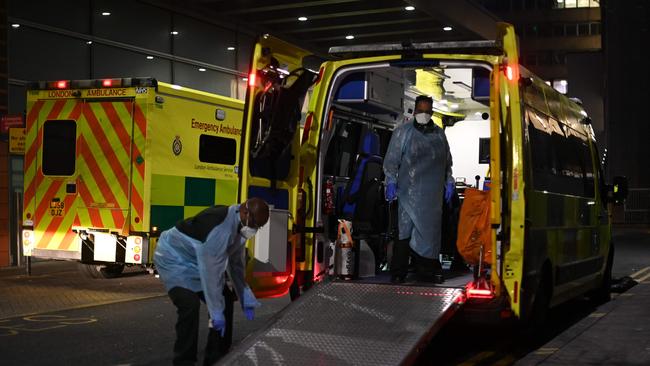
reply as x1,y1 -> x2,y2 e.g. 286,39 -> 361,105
220,281 -> 464,365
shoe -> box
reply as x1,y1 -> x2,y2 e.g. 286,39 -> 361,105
390,274 -> 406,283
432,259 -> 444,284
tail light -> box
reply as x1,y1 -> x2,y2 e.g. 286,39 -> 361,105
466,279 -> 495,299
248,72 -> 257,87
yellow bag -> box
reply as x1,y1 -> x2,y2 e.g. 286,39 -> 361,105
456,188 -> 492,265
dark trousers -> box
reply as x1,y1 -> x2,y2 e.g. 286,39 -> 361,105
390,237 -> 438,279
168,286 -> 235,366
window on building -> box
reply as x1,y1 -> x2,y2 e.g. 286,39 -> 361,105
553,53 -> 566,65
42,120 -> 77,176
578,23 -> 590,36
553,0 -> 599,8
539,52 -> 553,65
540,23 -> 553,37
198,135 -> 237,165
590,23 -> 601,35
565,23 -> 578,36
553,79 -> 568,94
525,24 -> 539,37
525,0 -> 537,10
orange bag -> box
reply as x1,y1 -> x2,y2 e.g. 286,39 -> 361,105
456,188 -> 492,265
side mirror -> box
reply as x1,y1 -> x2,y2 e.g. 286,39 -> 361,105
607,176 -> 629,204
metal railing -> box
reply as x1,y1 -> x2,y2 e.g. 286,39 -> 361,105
624,188 -> 650,225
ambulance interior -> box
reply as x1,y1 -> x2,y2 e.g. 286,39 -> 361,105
319,63 -> 493,281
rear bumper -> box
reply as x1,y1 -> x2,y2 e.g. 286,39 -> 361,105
31,248 -> 81,260
458,293 -> 512,325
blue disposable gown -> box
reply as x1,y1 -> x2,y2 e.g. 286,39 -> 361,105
383,121 -> 453,259
153,205 -> 260,322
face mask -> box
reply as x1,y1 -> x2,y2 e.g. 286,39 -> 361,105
240,201 -> 258,240
414,113 -> 432,125
240,226 -> 258,240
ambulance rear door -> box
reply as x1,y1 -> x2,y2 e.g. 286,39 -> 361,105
238,35 -> 323,297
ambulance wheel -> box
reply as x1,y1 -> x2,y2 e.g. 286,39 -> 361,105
78,263 -> 124,279
588,244 -> 614,305
520,265 -> 552,339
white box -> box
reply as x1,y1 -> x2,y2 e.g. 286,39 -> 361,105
93,232 -> 116,262
254,209 -> 288,273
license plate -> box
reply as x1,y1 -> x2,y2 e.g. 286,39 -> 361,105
50,199 -> 65,216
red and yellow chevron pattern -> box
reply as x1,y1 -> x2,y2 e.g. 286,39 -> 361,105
23,97 -> 145,252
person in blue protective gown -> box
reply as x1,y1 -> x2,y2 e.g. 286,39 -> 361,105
383,95 -> 454,284
154,197 -> 269,365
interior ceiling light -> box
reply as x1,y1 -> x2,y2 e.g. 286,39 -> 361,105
146,56 -> 154,60
298,16 -> 308,21
11,23 -> 20,28
443,26 -> 453,31
227,46 -> 235,51
405,6 -> 415,11
198,68 -> 207,72
345,35 -> 355,40
101,12 -> 111,16
170,31 -> 179,35
86,40 -> 93,45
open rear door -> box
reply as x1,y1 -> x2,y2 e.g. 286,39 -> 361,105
239,36 -> 321,297
497,23 -> 526,318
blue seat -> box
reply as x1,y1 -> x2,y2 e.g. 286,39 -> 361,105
342,130 -> 384,232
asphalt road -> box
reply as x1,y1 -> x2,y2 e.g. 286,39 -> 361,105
0,227 -> 648,366
0,291 -> 290,366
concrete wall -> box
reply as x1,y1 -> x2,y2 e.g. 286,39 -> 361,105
602,0 -> 650,187
567,52 -> 604,137
1,0 -> 257,266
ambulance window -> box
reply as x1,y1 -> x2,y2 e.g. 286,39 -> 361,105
199,135 -> 236,165
42,120 -> 76,176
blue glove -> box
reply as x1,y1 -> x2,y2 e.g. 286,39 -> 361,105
210,315 -> 226,337
444,181 -> 454,203
385,182 -> 397,201
243,307 -> 255,320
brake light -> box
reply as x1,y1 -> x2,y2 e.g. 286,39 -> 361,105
467,288 -> 494,299
102,79 -> 113,87
248,72 -> 257,87
465,280 -> 495,299
506,65 -> 518,81
56,80 -> 68,89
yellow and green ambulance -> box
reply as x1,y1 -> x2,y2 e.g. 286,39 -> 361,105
22,79 -> 243,278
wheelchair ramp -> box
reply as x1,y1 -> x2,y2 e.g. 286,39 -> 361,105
220,281 -> 464,365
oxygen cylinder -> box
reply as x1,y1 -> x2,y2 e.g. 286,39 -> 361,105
335,220 -> 355,279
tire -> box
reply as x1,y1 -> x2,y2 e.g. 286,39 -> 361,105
529,276 -> 551,330
520,268 -> 552,340
78,263 -> 125,279
588,244 -> 614,305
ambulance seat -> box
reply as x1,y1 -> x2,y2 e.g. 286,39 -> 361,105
342,130 -> 384,235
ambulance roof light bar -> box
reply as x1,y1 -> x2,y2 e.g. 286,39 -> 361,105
30,77 -> 157,90
329,40 -> 503,58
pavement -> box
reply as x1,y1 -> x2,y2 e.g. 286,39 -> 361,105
0,260 -> 166,319
517,227 -> 650,366
517,275 -> 650,365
